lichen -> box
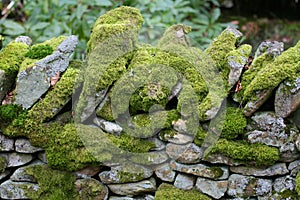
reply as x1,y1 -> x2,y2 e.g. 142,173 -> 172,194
154,183 -> 211,200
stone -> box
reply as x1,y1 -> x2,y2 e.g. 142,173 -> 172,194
170,160 -> 228,180
75,166 -> 101,178
99,162 -> 153,184
0,152 -> 33,167
75,178 -> 109,200
275,76 -> 300,118
0,133 -> 14,151
273,176 -> 295,193
109,195 -> 154,200
166,143 -> 203,164
163,132 -> 193,145
0,170 -> 11,181
174,173 -> 195,190
147,137 -> 165,151
288,160 -> 300,176
94,117 -> 122,135
227,174 -> 272,198
10,160 -> 45,182
296,135 -> 300,152
279,142 -> 300,162
37,152 -> 47,163
172,118 -> 188,133
243,90 -> 273,117
107,178 -> 156,196
130,151 -> 169,166
0,180 -> 40,199
15,138 -> 43,153
254,41 -> 284,58
14,35 -> 78,109
195,177 -> 228,199
203,153 -> 242,166
246,130 -> 286,147
15,36 -> 32,46
230,163 -> 289,177
155,163 -> 176,182
250,112 -> 286,134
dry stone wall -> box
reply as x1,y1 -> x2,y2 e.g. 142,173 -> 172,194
0,6 -> 300,200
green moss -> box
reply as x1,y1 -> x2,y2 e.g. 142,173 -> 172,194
76,178 -> 107,200
0,104 -> 24,129
25,44 -> 53,59
154,183 -> 211,200
208,166 -> 224,178
194,126 -> 207,146
296,173 -> 300,196
159,129 -> 178,141
96,96 -> 114,121
209,139 -> 279,166
24,165 -> 77,200
0,156 -> 7,173
274,190 -> 298,199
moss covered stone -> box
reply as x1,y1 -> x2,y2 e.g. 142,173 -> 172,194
154,183 -> 211,200
0,156 -> 7,173
25,44 -> 53,59
296,173 -> 300,196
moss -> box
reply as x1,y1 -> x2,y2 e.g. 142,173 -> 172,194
194,126 -> 208,146
243,41 -> 300,102
274,190 -> 298,199
159,129 -> 178,141
24,165 -> 77,200
296,172 -> 300,196
25,44 -> 53,59
0,156 -> 7,173
76,178 -> 107,200
115,162 -> 146,183
209,139 -> 279,166
96,96 -> 114,121
0,104 -> 24,129
154,183 -> 211,200
208,166 -> 224,178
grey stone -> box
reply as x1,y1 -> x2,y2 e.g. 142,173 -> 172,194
172,118 -> 188,133
109,195 -> 154,200
254,41 -> 284,58
203,153 -> 242,166
0,133 -> 14,151
230,163 -> 289,177
275,76 -> 300,118
94,117 -> 122,135
170,160 -> 228,180
288,160 -> 300,176
37,152 -> 47,163
0,152 -> 33,167
0,69 -> 15,102
10,160 -> 46,182
174,173 -> 195,190
227,174 -> 272,197
196,177 -> 228,199
246,130 -> 287,147
99,162 -> 153,184
243,90 -> 273,117
273,176 -> 295,193
15,138 -> 43,153
166,143 -> 203,164
75,178 -> 108,200
130,151 -> 169,166
147,137 -> 165,151
155,163 -> 176,182
0,180 -> 40,199
0,170 -> 11,181
250,112 -> 286,134
279,142 -> 300,162
75,166 -> 101,179
109,197 -> 134,200
163,131 -> 193,145
296,135 -> 300,152
107,178 -> 156,196
15,36 -> 32,46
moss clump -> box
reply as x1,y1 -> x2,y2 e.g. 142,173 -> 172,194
194,126 -> 208,146
208,166 -> 224,178
24,165 -> 77,200
159,129 -> 178,141
154,183 -> 211,200
0,156 -> 7,173
25,44 -> 53,59
76,178 -> 107,200
96,96 -> 114,121
0,104 -> 24,129
209,139 -> 279,166
296,173 -> 300,196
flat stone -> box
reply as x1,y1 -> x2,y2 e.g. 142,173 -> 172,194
164,132 -> 193,145
0,133 -> 14,151
227,174 -> 272,198
243,90 -> 273,117
174,173 -> 195,190
155,163 -> 176,182
288,160 -> 300,176
275,76 -> 300,118
15,138 -> 43,153
75,166 -> 101,178
279,142 -> 300,162
166,143 -> 203,164
0,180 -> 40,199
37,152 -> 48,163
246,130 -> 287,147
99,162 -> 153,184
130,151 -> 169,166
109,195 -> 154,200
170,160 -> 228,180
273,176 -> 295,193
0,152 -> 33,167
94,117 -> 122,135
230,163 -> 289,177
147,138 -> 165,151
254,41 -> 284,58
107,178 -> 156,196
75,178 -> 108,200
203,153 -> 242,166
10,160 -> 46,182
195,177 -> 228,199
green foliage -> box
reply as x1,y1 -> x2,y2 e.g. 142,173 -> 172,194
25,44 -> 53,59
296,173 -> 300,196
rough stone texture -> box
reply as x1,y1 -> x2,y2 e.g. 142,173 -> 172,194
0,153 -> 33,167
246,130 -> 286,147
10,160 -> 45,182
75,166 -> 101,178
0,170 -> 11,182
107,178 -> 156,196
195,177 -> 228,199
296,135 -> 300,152
99,162 -> 153,184
15,36 -> 32,46
130,151 -> 169,166
203,153 -> 242,166
230,163 -> 289,177
227,174 -> 272,198
288,160 -> 300,176
0,133 -> 14,151
0,180 -> 40,199
174,173 -> 195,190
279,142 -> 300,162
163,132 -> 193,145
273,176 -> 295,193
94,117 -> 123,135
254,41 -> 284,58
15,138 -> 43,153
37,152 -> 48,163
75,178 -> 109,200
155,163 -> 176,182
166,143 -> 203,164
147,138 -> 165,151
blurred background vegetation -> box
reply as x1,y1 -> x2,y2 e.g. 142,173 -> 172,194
0,0 -> 299,59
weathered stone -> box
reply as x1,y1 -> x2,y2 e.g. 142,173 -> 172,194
99,162 -> 153,184
0,156 -> 7,172
109,197 -> 134,200
15,138 -> 43,153
15,36 -> 32,46
227,174 -> 272,198
203,153 -> 242,166
243,90 -> 273,117
163,132 -> 193,145
230,163 -> 288,177
75,178 -> 108,200
174,173 -> 195,190
37,152 -> 48,163
94,117 -> 122,135
250,111 -> 286,134
172,118 -> 188,133
0,170 -> 11,181
75,166 -> 101,178
109,195 -> 154,200
275,76 -> 300,118
166,143 -> 203,164
0,69 -> 16,103
279,142 -> 300,162
0,152 -> 33,167
10,160 -> 45,182
130,151 -> 169,166
0,133 -> 14,151
107,178 -> 156,196
273,176 -> 295,193
0,180 -> 40,199
195,177 -> 228,199
296,135 -> 300,152
170,160 -> 228,180
147,138 -> 165,151
246,130 -> 286,147
155,163 -> 176,182
254,41 -> 284,58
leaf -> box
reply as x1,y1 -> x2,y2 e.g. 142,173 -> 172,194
93,0 -> 112,7
30,22 -> 50,31
211,8 -> 221,23
2,20 -> 25,36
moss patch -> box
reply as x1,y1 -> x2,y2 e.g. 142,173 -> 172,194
0,104 -> 24,129
0,156 -> 7,173
296,172 -> 300,196
154,183 -> 211,200
25,44 -> 53,59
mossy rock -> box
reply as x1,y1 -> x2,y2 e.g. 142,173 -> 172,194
0,156 -> 7,173
25,44 -> 53,59
154,183 -> 211,200
296,172 -> 300,196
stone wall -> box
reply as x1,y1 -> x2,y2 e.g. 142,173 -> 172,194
0,6 -> 299,200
